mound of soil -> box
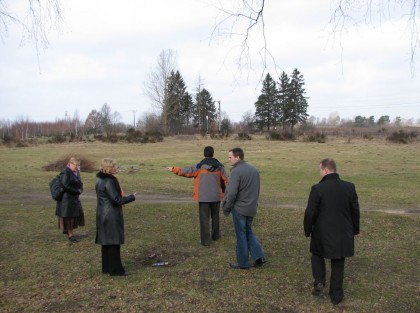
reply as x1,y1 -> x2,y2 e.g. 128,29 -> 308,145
42,155 -> 97,173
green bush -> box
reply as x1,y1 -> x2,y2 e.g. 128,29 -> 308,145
386,130 -> 418,144
145,131 -> 163,142
126,129 -> 143,142
50,134 -> 67,143
267,131 -> 295,141
304,132 -> 326,143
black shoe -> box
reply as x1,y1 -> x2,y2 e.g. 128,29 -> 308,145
253,257 -> 266,267
229,263 -> 250,270
312,282 -> 324,296
68,236 -> 79,243
110,272 -> 128,276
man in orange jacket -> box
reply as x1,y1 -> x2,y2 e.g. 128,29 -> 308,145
167,146 -> 228,246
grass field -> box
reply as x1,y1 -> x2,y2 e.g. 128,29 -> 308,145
0,138 -> 419,312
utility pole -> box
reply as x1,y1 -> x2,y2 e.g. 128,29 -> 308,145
63,111 -> 68,135
132,110 -> 137,129
198,81 -> 201,132
218,100 -> 221,133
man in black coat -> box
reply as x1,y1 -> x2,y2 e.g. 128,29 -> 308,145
304,158 -> 360,305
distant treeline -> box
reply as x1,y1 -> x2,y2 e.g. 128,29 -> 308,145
1,117 -> 418,147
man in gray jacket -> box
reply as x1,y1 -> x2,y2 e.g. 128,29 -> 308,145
223,147 -> 266,269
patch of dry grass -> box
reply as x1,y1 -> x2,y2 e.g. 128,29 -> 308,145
0,139 -> 419,312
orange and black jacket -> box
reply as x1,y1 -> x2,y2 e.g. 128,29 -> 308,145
170,158 -> 228,202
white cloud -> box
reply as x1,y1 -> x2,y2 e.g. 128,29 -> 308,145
40,54 -> 111,82
1,0 -> 419,124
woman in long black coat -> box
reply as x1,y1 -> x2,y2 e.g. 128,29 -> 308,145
95,158 -> 137,276
56,157 -> 85,242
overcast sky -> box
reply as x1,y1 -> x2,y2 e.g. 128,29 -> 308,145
1,0 -> 419,125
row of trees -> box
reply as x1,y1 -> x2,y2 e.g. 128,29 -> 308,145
306,114 -> 419,127
0,103 -> 129,142
143,50 -> 226,136
0,50 -> 418,142
142,51 -> 310,136
163,71 -> 220,134
2,111 -> 417,143
254,70 -> 308,132
1,109 -> 418,143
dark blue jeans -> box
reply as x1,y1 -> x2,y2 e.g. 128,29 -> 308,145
231,209 -> 265,268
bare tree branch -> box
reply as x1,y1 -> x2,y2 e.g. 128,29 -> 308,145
0,0 -> 63,67
209,0 -> 278,84
210,0 -> 419,78
408,0 -> 419,75
328,0 -> 419,75
143,49 -> 178,134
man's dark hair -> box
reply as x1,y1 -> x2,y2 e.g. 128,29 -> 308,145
204,146 -> 214,158
229,147 -> 244,160
320,158 -> 337,172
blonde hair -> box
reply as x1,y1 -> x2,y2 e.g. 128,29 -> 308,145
100,158 -> 117,174
69,157 -> 80,166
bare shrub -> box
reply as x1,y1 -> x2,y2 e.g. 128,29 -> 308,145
16,141 -> 29,148
236,133 -> 252,140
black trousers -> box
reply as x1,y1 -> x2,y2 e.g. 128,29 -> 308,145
101,245 -> 125,276
311,254 -> 345,302
198,202 -> 221,246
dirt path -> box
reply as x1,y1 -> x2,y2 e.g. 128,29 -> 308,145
1,192 -> 419,215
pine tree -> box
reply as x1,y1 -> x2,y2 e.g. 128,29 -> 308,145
278,71 -> 290,130
164,70 -> 192,134
192,88 -> 216,133
182,92 -> 194,128
286,69 -> 308,133
254,73 -> 279,131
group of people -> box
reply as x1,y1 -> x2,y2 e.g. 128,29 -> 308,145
55,157 -> 85,243
54,148 -> 360,305
55,157 -> 138,276
167,146 -> 266,269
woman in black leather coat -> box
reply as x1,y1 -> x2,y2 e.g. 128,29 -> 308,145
95,158 -> 137,276
56,157 -> 85,242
